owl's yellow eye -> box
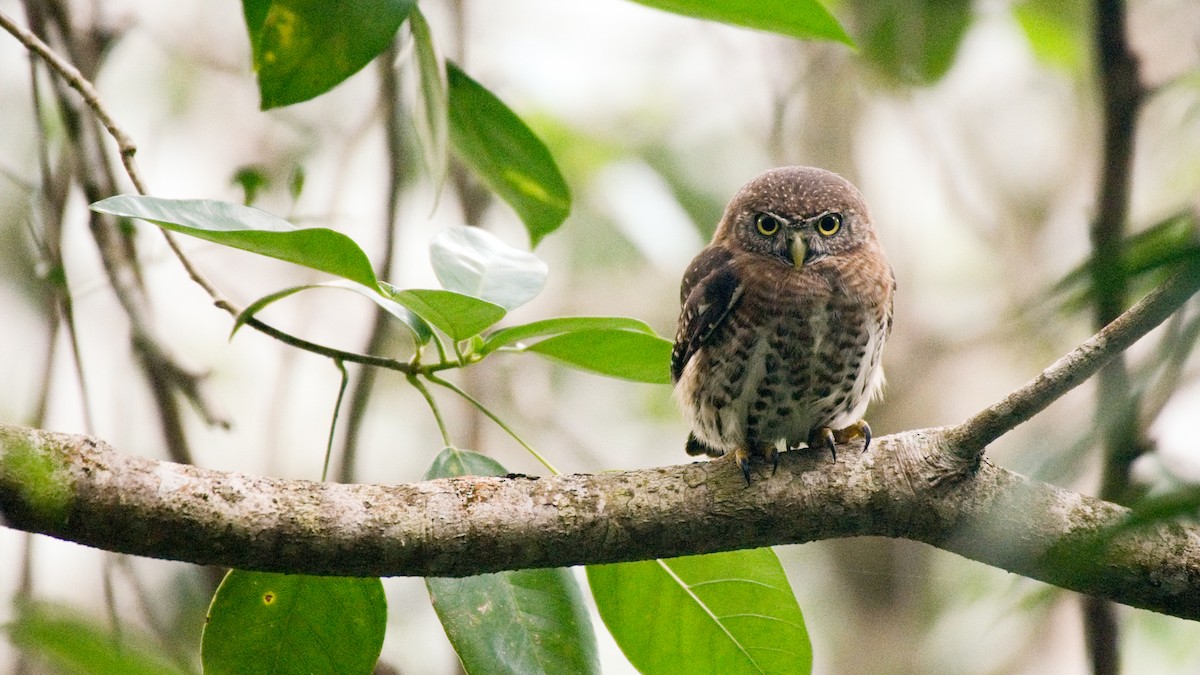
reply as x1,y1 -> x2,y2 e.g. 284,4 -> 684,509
755,213 -> 783,236
815,213 -> 842,237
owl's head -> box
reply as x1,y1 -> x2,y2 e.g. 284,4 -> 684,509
714,166 -> 876,268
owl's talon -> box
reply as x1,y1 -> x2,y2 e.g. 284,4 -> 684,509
733,448 -> 753,485
763,445 -> 780,476
809,427 -> 837,462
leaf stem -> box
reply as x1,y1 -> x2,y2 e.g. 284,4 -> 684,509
322,360 -> 350,482
409,373 -> 453,447
426,373 -> 561,475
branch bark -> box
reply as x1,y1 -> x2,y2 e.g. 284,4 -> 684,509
2,422 -> 1199,620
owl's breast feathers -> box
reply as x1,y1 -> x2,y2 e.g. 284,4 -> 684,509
672,241 -> 893,383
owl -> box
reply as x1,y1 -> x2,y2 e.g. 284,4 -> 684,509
671,166 -> 895,483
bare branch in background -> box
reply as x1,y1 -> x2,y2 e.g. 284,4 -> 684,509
1086,0 -> 1147,669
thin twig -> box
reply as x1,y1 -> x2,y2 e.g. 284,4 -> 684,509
0,6 -> 403,385
0,8 -> 145,194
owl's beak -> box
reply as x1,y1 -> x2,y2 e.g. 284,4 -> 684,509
789,233 -> 808,269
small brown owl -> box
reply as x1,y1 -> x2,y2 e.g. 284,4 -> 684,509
672,167 -> 895,483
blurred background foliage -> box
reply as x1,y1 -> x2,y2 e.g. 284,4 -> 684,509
1,0 -> 1200,673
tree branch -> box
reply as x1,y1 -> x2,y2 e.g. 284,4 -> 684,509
3,251 -> 1200,622
2,423 -> 1198,620
944,262 -> 1200,462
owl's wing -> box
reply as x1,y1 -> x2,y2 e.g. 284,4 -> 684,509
671,245 -> 743,383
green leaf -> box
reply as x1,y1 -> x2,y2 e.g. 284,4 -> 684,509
425,449 -> 600,675
430,226 -> 548,310
851,0 -> 972,84
1051,212 -> 1200,312
1121,487 -> 1200,531
1013,0 -> 1090,72
447,62 -> 571,246
201,571 -> 385,675
387,286 -> 507,341
232,282 -> 432,344
406,7 -> 450,198
242,0 -> 416,109
6,602 -> 190,675
425,446 -> 508,480
90,196 -> 380,289
588,549 -> 811,675
482,316 -> 657,354
629,0 -> 852,45
232,165 -> 270,205
520,328 -> 673,384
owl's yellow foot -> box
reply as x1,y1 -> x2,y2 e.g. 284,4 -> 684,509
809,420 -> 873,462
833,420 -> 873,452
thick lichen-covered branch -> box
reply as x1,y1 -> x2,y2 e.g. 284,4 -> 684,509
2,423 -> 1198,620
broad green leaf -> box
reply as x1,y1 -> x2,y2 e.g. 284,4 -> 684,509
202,571 -> 385,675
850,0 -> 972,85
90,196 -> 380,289
588,549 -> 811,675
430,226 -> 548,309
232,282 -> 432,344
520,328 -> 673,384
629,0 -> 852,45
482,316 -> 657,354
425,449 -> 600,675
447,62 -> 571,246
387,287 -> 506,341
406,7 -> 450,198
242,0 -> 415,109
6,602 -> 189,675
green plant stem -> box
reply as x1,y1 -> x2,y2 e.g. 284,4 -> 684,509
426,373 -> 560,475
408,373 -> 453,447
322,360 -> 350,482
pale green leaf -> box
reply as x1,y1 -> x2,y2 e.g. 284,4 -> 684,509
406,7 -> 449,197
430,226 -> 548,310
90,196 -> 380,289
